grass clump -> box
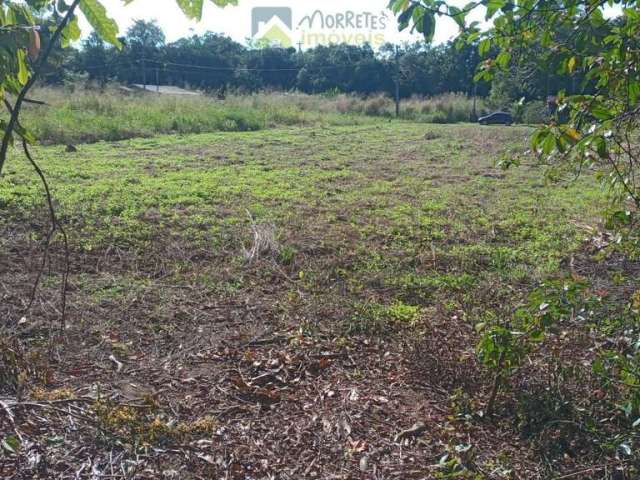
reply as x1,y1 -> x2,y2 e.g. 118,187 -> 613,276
346,301 -> 422,335
12,88 -> 489,146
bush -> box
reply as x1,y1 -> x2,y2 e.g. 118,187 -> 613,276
521,101 -> 549,124
401,93 -> 481,123
363,95 -> 393,117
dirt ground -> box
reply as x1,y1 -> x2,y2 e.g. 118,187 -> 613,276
1,123 -> 636,478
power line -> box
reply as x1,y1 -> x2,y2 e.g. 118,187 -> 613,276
155,59 -> 300,72
43,56 -> 381,77
142,58 -> 365,73
38,56 -> 385,83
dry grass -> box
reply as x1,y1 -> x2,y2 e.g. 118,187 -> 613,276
12,87 -> 483,146
242,211 -> 280,264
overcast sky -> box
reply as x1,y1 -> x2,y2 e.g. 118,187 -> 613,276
80,0 -> 480,47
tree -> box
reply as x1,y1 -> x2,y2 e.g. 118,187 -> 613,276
164,33 -> 245,90
238,47 -> 299,92
118,19 -> 166,85
0,0 -> 238,176
77,32 -> 114,84
297,44 -> 390,95
125,19 -> 165,51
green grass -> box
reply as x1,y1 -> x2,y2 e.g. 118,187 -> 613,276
0,121 -> 614,477
16,87 -> 380,145
12,88 -> 485,146
1,122 -> 605,321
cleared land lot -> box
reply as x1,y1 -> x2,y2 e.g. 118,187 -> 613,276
1,123 -> 612,478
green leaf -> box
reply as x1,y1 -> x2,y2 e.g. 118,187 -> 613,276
478,38 -> 491,56
123,0 -> 237,18
16,49 -> 29,86
15,122 -> 36,144
542,132 -> 556,155
79,0 -> 122,48
591,105 -> 613,121
209,0 -> 238,6
485,0 -> 505,19
422,13 -> 436,42
397,3 -> 418,31
529,330 -> 545,342
61,15 -> 81,48
1,435 -> 21,454
496,51 -> 511,68
174,0 -> 205,20
448,6 -> 466,29
595,137 -> 608,159
623,8 -> 640,21
388,0 -> 411,15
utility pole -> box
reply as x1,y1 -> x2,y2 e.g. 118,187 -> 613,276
142,57 -> 147,90
471,82 -> 478,121
394,45 -> 400,118
297,41 -> 303,53
156,66 -> 160,93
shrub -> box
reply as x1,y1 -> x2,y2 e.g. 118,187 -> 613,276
363,95 -> 393,117
402,93 -> 481,123
521,100 -> 549,124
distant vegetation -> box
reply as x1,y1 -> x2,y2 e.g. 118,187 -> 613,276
24,88 -> 487,145
37,19 -> 581,118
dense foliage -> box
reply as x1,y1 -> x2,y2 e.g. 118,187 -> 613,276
57,18 -> 593,105
68,24 -> 487,98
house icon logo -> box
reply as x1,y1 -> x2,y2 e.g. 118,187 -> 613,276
251,7 -> 293,48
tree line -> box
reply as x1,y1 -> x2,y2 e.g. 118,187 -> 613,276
45,19 -> 584,106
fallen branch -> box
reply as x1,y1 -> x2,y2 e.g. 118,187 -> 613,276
394,421 -> 427,443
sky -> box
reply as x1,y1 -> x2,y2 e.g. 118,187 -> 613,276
79,0 -> 479,48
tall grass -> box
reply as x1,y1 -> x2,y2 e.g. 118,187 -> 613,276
15,87 -> 482,145
402,93 -> 486,123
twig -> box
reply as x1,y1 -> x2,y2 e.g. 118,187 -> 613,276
22,139 -> 71,333
0,396 -> 93,406
554,462 -> 628,479
23,98 -> 48,106
486,350 -> 505,417
4,400 -> 98,425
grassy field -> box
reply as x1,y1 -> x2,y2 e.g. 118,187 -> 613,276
0,122 -> 626,478
18,88 -> 483,145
